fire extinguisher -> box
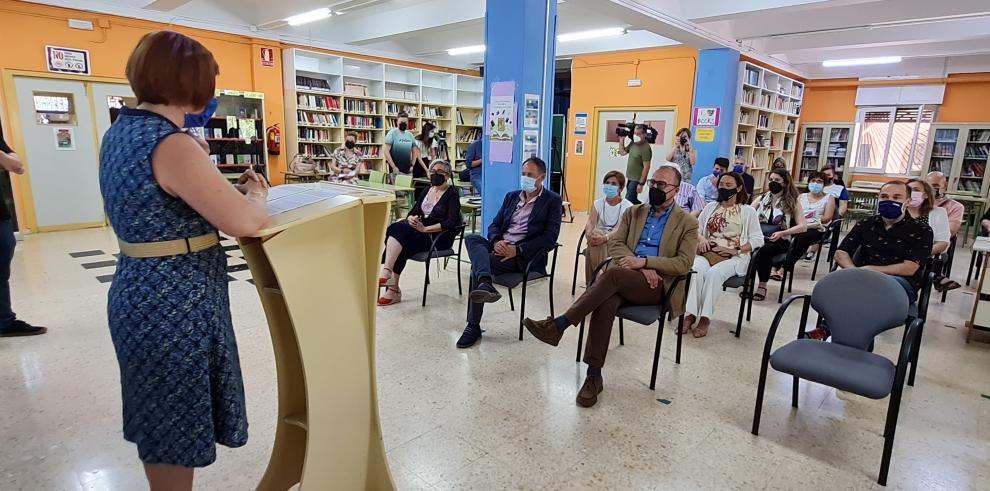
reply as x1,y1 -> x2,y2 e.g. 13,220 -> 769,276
266,124 -> 281,155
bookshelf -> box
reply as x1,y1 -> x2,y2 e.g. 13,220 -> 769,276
923,124 -> 990,197
732,61 -> 804,192
191,89 -> 268,178
283,48 -> 482,173
796,123 -> 853,184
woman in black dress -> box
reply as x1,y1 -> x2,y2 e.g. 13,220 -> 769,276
378,160 -> 461,305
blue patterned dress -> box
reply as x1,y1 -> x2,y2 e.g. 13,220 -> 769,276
99,108 -> 248,467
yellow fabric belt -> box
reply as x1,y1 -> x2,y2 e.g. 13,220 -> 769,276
117,233 -> 220,258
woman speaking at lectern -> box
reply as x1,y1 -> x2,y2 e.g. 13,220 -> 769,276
378,160 -> 462,305
99,31 -> 268,490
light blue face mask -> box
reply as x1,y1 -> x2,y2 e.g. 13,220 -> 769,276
602,184 -> 619,198
808,182 -> 824,194
520,175 -> 538,193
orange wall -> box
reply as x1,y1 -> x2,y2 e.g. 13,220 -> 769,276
566,46 -> 698,210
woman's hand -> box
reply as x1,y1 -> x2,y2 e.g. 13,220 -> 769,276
235,170 -> 267,195
588,232 -> 607,246
697,240 -> 711,254
768,231 -> 784,242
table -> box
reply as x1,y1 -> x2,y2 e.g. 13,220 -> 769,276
460,196 -> 482,233
966,236 -> 990,344
356,180 -> 416,213
284,172 -> 332,184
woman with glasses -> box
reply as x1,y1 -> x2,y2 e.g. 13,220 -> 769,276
683,172 -> 764,337
751,169 -> 807,301
378,160 -> 462,305
583,170 -> 634,282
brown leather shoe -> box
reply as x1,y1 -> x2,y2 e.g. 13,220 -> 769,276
576,375 -> 604,408
523,317 -> 563,347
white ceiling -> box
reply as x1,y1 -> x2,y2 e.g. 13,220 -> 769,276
23,0 -> 990,78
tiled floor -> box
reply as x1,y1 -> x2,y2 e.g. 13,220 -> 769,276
1,219 -> 988,490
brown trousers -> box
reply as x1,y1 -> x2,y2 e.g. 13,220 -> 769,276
563,267 -> 664,368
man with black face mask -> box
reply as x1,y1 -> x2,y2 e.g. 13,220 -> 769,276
384,111 -> 416,179
523,165 -> 698,408
834,180 -> 933,302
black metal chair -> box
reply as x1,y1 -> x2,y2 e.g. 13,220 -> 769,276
966,231 -> 987,286
936,235 -> 957,303
409,224 -> 466,306
751,269 -> 922,486
721,246 -> 763,338
570,229 -> 588,295
810,219 -> 843,281
771,238 -> 799,304
483,244 -> 561,341
573,258 -> 694,390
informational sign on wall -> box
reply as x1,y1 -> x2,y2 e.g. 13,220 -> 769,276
695,128 -> 715,142
53,127 -> 76,150
523,130 -> 539,157
575,139 -> 585,156
487,81 -> 516,163
693,106 -> 720,127
260,47 -> 275,67
574,113 -> 588,135
46,46 -> 90,76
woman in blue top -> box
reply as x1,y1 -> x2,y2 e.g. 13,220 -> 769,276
100,31 -> 268,490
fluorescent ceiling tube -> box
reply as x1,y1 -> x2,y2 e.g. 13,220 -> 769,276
285,8 -> 333,26
822,56 -> 902,67
557,27 -> 626,43
447,44 -> 486,56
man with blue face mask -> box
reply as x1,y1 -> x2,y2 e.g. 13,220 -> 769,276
834,180 -> 933,302
697,157 -> 729,203
458,157 -> 563,348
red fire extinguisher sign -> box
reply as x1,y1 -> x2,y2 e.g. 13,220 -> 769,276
260,47 -> 274,67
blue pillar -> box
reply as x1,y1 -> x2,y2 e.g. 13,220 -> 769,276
480,0 -> 557,235
690,48 -> 740,185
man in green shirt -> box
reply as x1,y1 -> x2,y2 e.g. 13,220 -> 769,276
617,124 -> 652,204
384,111 -> 416,177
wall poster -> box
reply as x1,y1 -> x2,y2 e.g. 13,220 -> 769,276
487,81 -> 516,163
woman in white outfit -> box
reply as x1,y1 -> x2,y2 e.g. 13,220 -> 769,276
682,171 -> 764,337
905,178 -> 956,289
583,170 -> 634,282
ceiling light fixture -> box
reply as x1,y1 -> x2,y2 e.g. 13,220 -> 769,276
822,56 -> 902,68
557,27 -> 626,43
447,44 -> 486,56
285,8 -> 333,26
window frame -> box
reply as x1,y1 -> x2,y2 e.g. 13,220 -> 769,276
850,104 -> 937,177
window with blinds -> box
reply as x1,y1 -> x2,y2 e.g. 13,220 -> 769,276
852,105 -> 937,175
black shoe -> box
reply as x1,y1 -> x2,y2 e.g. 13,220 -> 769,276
524,317 -> 563,347
457,325 -> 482,348
469,282 -> 502,304
0,320 -> 47,337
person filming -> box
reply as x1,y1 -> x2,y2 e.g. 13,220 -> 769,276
617,124 -> 653,205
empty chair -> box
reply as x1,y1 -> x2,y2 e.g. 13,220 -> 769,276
751,268 -> 922,486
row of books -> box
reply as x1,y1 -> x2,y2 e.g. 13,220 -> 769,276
296,76 -> 333,92
345,82 -> 369,97
422,106 -> 445,118
969,130 -> 990,142
298,94 -> 340,110
827,143 -> 847,158
456,110 -> 483,125
961,161 -> 985,178
345,115 -> 379,128
344,99 -> 379,113
350,131 -> 376,144
756,114 -> 770,129
209,153 -> 264,166
931,143 -> 957,158
298,111 -> 339,126
965,145 -> 989,159
299,143 -> 332,158
458,128 -> 481,142
298,127 -> 333,142
385,102 -> 418,117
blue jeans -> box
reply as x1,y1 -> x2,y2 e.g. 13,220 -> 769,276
890,275 -> 917,304
465,234 -> 523,327
470,174 -> 482,195
626,180 -> 640,205
0,220 -> 16,329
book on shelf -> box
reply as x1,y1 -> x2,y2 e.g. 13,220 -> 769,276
737,131 -> 748,145
964,145 -> 989,159
457,128 -> 481,142
803,142 -> 818,156
934,129 -> 958,142
745,68 -> 760,86
743,90 -> 758,105
297,111 -> 338,126
350,130 -> 375,143
385,117 -> 418,131
345,115 -> 378,128
298,127 -> 333,141
297,94 -> 340,110
385,102 -> 418,117
355,145 -> 380,157
827,143 -> 847,158
344,99 -> 379,114
455,110 -> 483,126
296,76 -> 333,92
422,106 -> 445,118
344,82 -> 369,97
804,128 -> 823,140
298,143 -> 332,158
969,129 -> 990,143
830,128 -> 849,142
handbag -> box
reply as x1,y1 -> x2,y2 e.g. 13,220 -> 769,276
288,153 -> 318,174
760,223 -> 782,237
702,251 -> 729,266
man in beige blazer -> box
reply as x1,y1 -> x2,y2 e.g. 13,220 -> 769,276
525,165 -> 698,407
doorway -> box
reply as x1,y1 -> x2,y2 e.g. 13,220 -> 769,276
9,75 -> 132,232
591,108 -> 676,203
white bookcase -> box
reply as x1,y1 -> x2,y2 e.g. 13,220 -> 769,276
732,61 -> 804,192
283,48 -> 483,172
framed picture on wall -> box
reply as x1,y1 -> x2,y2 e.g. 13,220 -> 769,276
575,139 -> 585,156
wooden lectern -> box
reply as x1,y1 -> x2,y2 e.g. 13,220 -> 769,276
238,182 -> 396,490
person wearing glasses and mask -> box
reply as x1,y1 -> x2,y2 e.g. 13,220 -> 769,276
523,165 -> 697,408
751,169 -> 807,301
683,171 -> 764,338
459,157 -> 562,348
330,132 -> 364,183
384,110 -> 416,180
583,170 -> 634,283
378,160 -> 461,306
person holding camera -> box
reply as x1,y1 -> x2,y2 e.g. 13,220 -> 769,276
617,124 -> 653,205
666,127 -> 697,182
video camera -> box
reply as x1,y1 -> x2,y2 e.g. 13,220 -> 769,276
615,117 -> 658,144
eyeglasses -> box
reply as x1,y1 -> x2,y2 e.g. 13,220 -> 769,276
431,170 -> 450,176
646,180 -> 675,189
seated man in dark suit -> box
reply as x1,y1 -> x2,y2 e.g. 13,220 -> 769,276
523,165 -> 698,407
458,157 -> 563,348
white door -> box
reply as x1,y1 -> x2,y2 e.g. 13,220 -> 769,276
593,109 -> 676,203
91,83 -> 136,146
13,77 -> 104,230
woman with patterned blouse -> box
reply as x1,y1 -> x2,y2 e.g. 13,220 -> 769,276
330,132 -> 365,183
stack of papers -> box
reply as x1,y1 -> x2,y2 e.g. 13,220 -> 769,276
266,185 -> 342,216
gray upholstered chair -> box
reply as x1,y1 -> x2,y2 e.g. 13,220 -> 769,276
575,257 -> 694,390
751,268 -> 922,486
